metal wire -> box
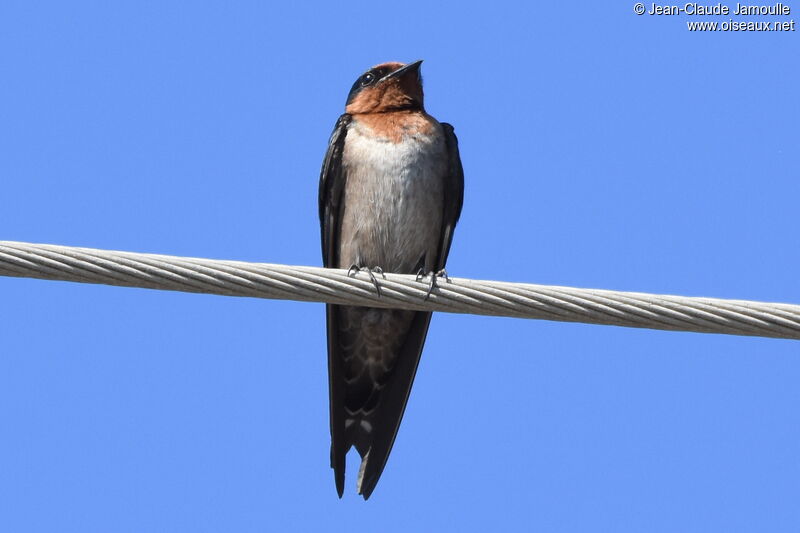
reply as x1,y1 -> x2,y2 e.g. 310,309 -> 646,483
1,240 -> 798,340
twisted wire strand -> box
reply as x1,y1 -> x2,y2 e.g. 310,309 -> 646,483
1,240 -> 798,340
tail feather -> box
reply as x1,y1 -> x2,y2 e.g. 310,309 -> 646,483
355,449 -> 371,497
331,446 -> 345,498
327,305 -> 433,499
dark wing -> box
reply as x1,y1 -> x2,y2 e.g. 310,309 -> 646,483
355,122 -> 465,499
318,113 -> 352,497
435,123 -> 465,270
319,113 -> 352,268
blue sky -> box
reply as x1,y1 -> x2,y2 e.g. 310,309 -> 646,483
1,2 -> 798,531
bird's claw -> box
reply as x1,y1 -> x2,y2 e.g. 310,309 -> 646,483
347,264 -> 386,297
417,269 -> 450,301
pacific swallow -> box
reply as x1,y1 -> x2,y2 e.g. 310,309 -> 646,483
318,60 -> 464,499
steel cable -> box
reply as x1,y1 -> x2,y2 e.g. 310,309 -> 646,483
1,240 -> 798,340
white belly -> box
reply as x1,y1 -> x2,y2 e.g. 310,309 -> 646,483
338,121 -> 447,273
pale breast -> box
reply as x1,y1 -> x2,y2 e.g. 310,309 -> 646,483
338,117 -> 447,273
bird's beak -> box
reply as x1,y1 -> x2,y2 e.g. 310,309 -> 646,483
380,60 -> 423,82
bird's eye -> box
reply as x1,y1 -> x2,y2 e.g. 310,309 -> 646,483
360,73 -> 376,87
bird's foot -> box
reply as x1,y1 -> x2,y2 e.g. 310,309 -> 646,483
416,269 -> 450,301
347,264 -> 386,297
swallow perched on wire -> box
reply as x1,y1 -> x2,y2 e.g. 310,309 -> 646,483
318,60 -> 464,499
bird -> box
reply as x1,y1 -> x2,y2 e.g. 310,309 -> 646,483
318,60 -> 464,499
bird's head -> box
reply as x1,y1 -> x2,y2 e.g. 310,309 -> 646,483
345,60 -> 424,114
